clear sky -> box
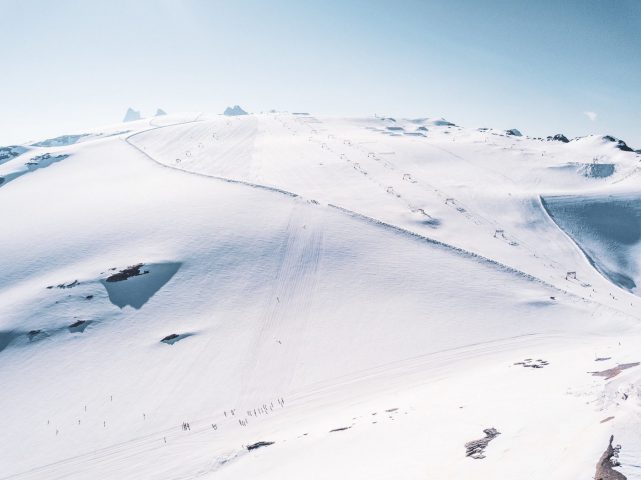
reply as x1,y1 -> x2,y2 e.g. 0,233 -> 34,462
2,0 -> 640,146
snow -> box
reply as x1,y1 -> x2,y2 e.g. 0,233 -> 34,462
1,112 -> 640,480
542,194 -> 641,294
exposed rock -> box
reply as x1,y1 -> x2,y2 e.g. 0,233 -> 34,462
603,135 -> 634,152
505,129 -> 522,137
465,428 -> 500,459
161,333 -> 180,344
595,435 -> 626,479
329,426 -> 351,433
579,163 -> 615,178
246,441 -> 274,451
514,358 -> 549,369
105,264 -> 149,282
123,108 -> 142,122
547,134 -> 569,143
0,146 -> 27,162
101,262 -> 180,310
27,330 -> 43,341
590,362 -> 640,380
68,320 -> 89,333
223,105 -> 248,116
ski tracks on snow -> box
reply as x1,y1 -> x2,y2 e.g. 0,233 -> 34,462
242,202 -> 325,398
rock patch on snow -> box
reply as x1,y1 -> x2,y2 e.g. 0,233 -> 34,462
329,426 -> 351,433
101,262 -> 181,309
594,435 -> 626,480
160,333 -> 193,345
465,428 -> 501,459
547,133 -> 570,143
47,279 -> 79,289
246,441 -> 274,451
514,358 -> 549,369
590,363 -> 640,380
603,135 -> 634,152
0,145 -> 27,164
68,320 -> 89,333
106,264 -> 149,283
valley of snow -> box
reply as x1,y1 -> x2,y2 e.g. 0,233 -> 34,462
1,112 -> 641,479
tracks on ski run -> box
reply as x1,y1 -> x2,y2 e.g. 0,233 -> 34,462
244,203 -> 325,396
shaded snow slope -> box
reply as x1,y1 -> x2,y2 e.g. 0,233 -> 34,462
542,194 -> 641,294
1,113 -> 641,480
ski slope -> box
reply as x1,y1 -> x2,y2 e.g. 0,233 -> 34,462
1,112 -> 640,480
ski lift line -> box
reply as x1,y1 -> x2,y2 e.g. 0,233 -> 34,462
320,124 -> 634,300
132,118 -> 597,302
325,203 -> 596,302
128,126 -> 570,306
325,131 -> 569,273
19,398 -> 287,480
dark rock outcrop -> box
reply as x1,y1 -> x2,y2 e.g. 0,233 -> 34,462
595,435 -> 626,480
106,264 -> 149,282
465,428 -> 501,459
246,441 -> 274,451
547,134 -> 569,143
603,135 -> 634,152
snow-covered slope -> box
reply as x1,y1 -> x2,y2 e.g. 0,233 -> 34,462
1,113 -> 640,480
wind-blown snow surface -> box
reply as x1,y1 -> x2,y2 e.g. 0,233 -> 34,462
1,113 -> 641,480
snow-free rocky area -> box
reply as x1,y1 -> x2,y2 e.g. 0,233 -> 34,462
1,112 -> 641,479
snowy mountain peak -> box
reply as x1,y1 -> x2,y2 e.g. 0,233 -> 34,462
223,105 -> 248,116
123,107 -> 141,122
603,134 -> 634,152
155,108 -> 167,116
547,133 -> 570,143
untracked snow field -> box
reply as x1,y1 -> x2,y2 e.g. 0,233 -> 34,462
1,113 -> 641,479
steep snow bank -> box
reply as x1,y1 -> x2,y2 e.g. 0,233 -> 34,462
542,194 -> 641,294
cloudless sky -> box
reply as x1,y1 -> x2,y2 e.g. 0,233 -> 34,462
1,0 -> 640,146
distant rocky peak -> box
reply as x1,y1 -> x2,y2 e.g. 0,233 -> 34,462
223,105 -> 248,116
123,108 -> 141,122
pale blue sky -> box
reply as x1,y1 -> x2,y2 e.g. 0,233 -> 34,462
2,0 -> 640,146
